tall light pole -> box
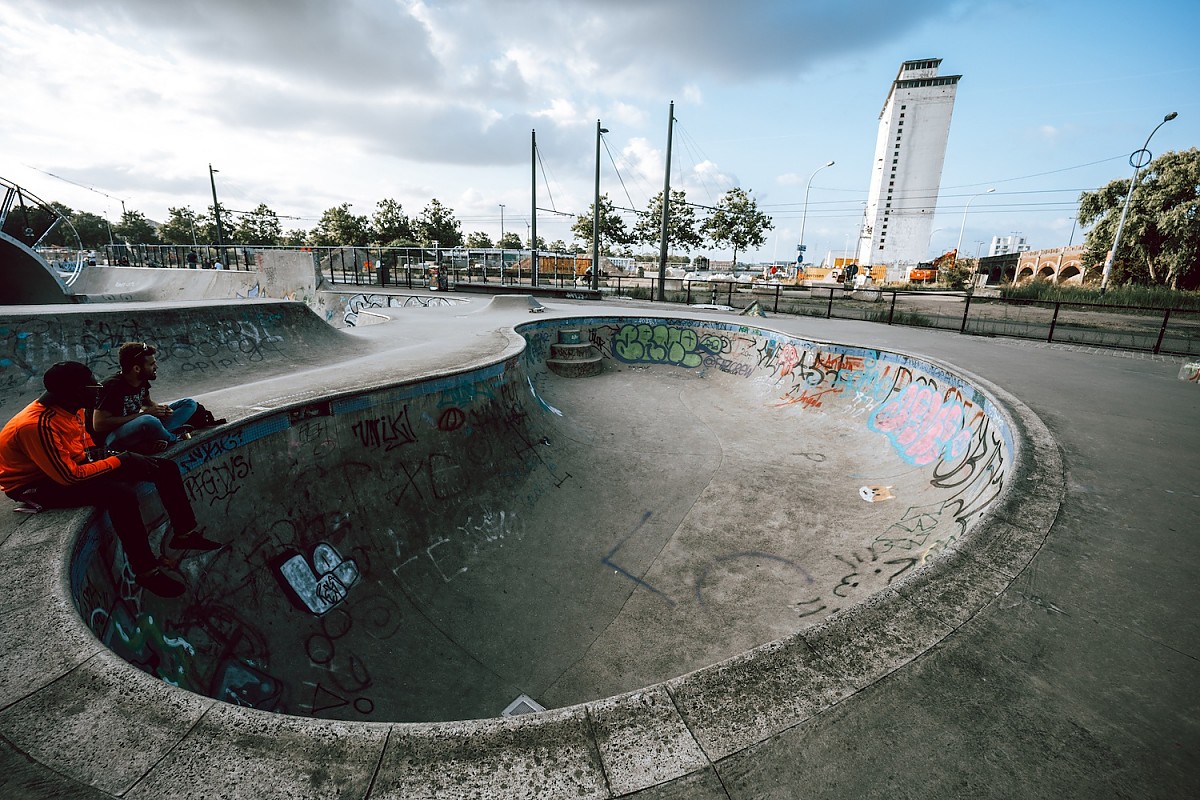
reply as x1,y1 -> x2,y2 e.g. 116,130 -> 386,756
955,188 -> 994,264
531,129 -> 538,287
798,160 -> 834,266
656,101 -> 675,302
591,119 -> 608,291
208,164 -> 225,249
1100,111 -> 1178,293
928,228 -> 945,258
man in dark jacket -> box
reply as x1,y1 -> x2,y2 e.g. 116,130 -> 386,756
0,361 -> 220,597
93,342 -> 198,454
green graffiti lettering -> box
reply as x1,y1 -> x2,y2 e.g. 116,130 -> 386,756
612,323 -> 706,369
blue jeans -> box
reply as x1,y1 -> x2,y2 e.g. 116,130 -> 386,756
105,398 -> 197,451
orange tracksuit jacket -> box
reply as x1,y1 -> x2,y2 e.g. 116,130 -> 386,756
0,399 -> 123,494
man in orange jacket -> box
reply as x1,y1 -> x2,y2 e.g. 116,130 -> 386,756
0,361 -> 220,597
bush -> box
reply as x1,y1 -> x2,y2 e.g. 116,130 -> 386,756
939,263 -> 974,291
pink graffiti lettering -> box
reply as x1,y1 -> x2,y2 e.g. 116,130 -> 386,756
869,384 -> 971,466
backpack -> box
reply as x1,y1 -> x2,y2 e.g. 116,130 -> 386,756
192,402 -> 227,428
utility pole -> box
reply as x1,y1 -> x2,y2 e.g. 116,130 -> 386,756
531,129 -> 538,287
591,119 -> 607,291
656,101 -> 675,302
208,164 -> 225,249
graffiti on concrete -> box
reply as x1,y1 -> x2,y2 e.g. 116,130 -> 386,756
868,382 -> 972,466
279,543 -> 360,615
342,293 -> 456,326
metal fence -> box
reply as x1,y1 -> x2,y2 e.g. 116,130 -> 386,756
90,244 -> 1200,357
596,281 -> 1199,357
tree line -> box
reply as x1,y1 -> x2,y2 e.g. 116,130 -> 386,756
38,147 -> 1198,285
40,188 -> 776,268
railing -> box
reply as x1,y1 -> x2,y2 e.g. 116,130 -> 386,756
617,281 -> 1198,357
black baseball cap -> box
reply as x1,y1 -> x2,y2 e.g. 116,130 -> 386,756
43,361 -> 102,394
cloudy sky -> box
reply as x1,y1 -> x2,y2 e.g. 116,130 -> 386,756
2,0 -> 1197,263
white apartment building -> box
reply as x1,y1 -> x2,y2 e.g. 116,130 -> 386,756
856,59 -> 959,269
989,234 -> 1030,257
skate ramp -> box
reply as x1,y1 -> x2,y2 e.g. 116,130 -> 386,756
68,315 -> 1016,723
0,299 -> 362,414
68,250 -> 320,305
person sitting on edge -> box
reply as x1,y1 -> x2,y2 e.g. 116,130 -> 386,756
93,342 -> 197,454
0,361 -> 221,597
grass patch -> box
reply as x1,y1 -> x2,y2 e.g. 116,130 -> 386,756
999,283 -> 1200,310
867,308 -> 934,327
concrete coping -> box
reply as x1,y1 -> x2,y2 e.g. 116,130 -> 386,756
0,298 -> 1064,798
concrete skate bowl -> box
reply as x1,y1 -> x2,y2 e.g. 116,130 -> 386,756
51,313 -> 1059,796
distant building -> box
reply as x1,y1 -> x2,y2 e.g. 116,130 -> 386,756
977,245 -> 1085,286
976,252 -> 1020,286
989,234 -> 1030,257
857,58 -> 960,269
1016,245 -> 1086,284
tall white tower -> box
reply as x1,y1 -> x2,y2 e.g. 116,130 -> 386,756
856,59 -> 959,271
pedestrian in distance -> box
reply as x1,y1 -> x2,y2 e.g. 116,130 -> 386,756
0,361 -> 221,597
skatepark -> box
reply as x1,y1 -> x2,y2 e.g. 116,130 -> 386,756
0,253 -> 1196,798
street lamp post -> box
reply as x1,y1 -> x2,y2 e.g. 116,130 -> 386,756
591,119 -> 608,291
955,188 -> 995,264
1100,111 -> 1178,293
798,160 -> 834,267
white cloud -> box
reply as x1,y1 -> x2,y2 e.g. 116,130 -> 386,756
6,0 -> 1187,261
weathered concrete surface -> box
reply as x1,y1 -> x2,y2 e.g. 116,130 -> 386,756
0,298 -> 368,414
54,311 -> 1017,728
0,290 -> 1194,799
64,255 -> 471,330
69,251 -> 321,306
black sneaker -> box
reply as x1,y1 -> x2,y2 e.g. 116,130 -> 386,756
136,566 -> 186,598
170,529 -> 222,551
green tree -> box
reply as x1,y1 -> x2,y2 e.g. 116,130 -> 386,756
280,228 -> 309,246
548,239 -> 568,253
526,234 -> 547,249
72,211 -> 112,249
232,203 -> 283,245
310,203 -> 370,247
113,209 -> 160,245
413,199 -> 463,247
158,206 -> 203,245
700,187 -> 773,270
633,189 -> 704,254
497,232 -> 522,249
371,198 -> 416,246
38,202 -> 74,247
570,195 -> 632,253
465,231 -> 494,248
199,203 -> 232,244
1079,148 -> 1200,289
